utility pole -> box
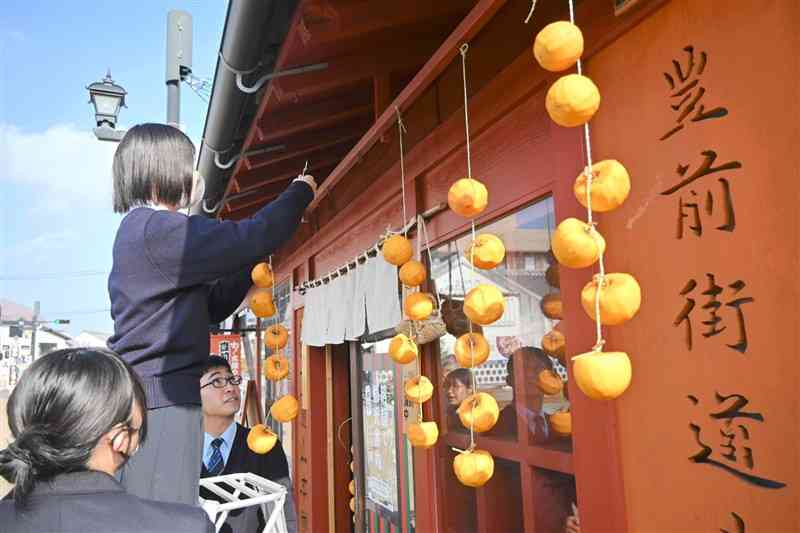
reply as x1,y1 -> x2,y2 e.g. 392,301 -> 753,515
165,10 -> 193,128
30,301 -> 40,361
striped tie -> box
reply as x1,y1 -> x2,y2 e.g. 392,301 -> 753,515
207,437 -> 225,475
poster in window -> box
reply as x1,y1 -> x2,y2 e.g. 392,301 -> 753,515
361,362 -> 399,516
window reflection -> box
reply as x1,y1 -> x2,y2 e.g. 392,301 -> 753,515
443,368 -> 473,432
432,197 -> 570,446
533,468 -> 578,533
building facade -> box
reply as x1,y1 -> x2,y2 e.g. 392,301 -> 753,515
203,1 -> 800,531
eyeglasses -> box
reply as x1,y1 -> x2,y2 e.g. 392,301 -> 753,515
201,375 -> 243,389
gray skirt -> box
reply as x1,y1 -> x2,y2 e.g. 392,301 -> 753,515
119,404 -> 203,506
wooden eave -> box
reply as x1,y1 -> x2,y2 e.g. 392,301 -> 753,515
219,0 -> 479,220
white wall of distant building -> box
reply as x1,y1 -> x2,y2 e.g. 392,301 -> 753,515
0,324 -> 71,389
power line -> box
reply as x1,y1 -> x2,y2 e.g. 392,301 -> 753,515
48,308 -> 111,316
0,270 -> 109,281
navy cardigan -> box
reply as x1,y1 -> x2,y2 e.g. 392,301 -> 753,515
108,181 -> 313,408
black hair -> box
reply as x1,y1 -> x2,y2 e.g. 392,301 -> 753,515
506,347 -> 554,386
112,123 -> 195,213
444,368 -> 473,388
0,348 -> 147,508
200,356 -> 232,379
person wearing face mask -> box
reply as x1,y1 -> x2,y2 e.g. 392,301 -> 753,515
0,348 -> 214,532
107,123 -> 316,505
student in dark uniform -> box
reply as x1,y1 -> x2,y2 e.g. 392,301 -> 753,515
199,356 -> 297,533
107,123 -> 316,505
0,348 -> 213,533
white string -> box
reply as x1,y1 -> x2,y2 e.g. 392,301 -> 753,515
267,255 -> 280,353
459,44 -> 473,181
460,43 -> 480,451
568,0 -> 605,351
396,109 -> 424,423
396,107 -> 409,238
418,216 -> 442,311
524,0 -> 538,23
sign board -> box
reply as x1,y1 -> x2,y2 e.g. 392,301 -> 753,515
210,334 -> 242,377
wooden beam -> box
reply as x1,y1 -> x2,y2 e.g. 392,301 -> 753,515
227,157 -> 342,213
246,120 -> 368,172
236,143 -> 354,192
299,0 -> 474,48
259,87 -> 368,133
306,0 -> 508,212
224,164 -> 339,220
258,104 -> 372,145
272,34 -> 441,103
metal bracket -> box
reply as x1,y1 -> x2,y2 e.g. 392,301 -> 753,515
212,143 -> 286,170
218,52 -> 329,95
202,198 -> 223,214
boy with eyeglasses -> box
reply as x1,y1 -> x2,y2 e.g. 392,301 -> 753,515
199,356 -> 297,533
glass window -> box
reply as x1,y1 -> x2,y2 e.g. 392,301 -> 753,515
360,339 -> 401,525
531,467 -> 578,533
431,197 -> 570,446
441,447 -> 478,533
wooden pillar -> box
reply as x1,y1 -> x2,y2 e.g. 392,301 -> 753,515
349,341 -> 366,533
330,343 -> 353,531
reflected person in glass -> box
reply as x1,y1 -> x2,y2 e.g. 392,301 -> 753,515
490,347 -> 555,443
444,368 -> 473,432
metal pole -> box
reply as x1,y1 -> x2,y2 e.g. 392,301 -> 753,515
30,301 -> 40,361
167,81 -> 180,127
166,10 -> 192,128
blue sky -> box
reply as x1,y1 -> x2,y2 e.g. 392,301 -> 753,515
0,2 -> 227,336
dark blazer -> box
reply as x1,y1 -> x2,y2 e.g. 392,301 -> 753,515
108,180 -> 313,408
0,470 -> 213,533
200,423 -> 295,533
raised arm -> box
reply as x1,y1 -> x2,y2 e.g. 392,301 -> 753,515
207,267 -> 254,324
144,179 -> 314,289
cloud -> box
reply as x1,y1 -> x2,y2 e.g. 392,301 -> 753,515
0,29 -> 24,45
5,229 -> 79,261
0,123 -> 117,212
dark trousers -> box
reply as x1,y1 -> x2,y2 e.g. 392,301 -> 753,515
120,404 -> 203,505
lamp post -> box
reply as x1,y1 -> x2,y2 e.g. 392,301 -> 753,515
87,70 -> 127,142
87,11 -> 192,141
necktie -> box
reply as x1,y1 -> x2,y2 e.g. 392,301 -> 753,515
207,437 -> 225,475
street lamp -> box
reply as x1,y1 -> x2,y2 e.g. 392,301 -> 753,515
87,70 -> 127,142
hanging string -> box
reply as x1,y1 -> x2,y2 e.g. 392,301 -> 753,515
460,42 -> 479,451
396,107 -> 410,238
567,0 -> 605,351
524,0 -> 538,24
412,215 -> 449,425
418,216 -> 442,312
396,109 -> 422,422
269,255 -> 278,338
336,417 -> 352,451
415,322 -> 423,424
460,45 -> 474,181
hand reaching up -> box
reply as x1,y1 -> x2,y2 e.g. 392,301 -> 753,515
293,174 -> 317,197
